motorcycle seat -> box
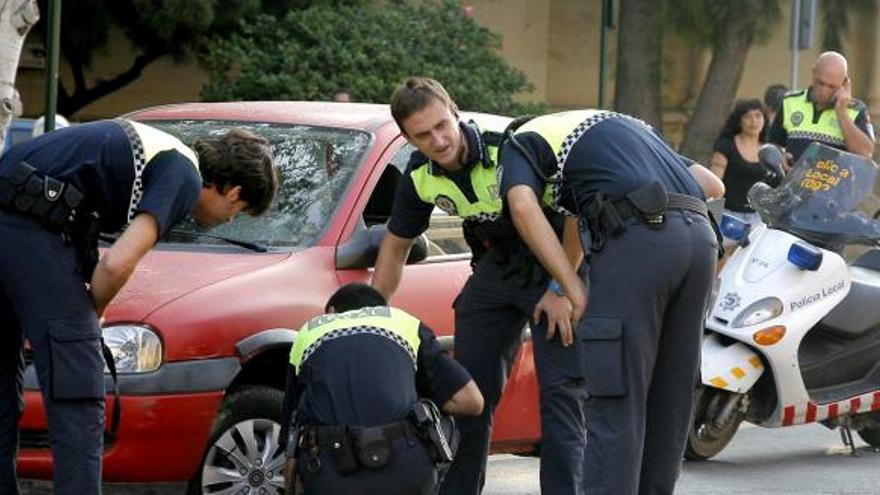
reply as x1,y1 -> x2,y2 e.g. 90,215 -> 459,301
851,248 -> 880,272
822,253 -> 880,336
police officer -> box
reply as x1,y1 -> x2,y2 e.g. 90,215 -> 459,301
281,283 -> 483,494
0,119 -> 277,495
768,51 -> 875,161
372,77 -> 582,494
500,110 -> 723,494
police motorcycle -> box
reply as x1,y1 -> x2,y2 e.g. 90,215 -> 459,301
687,142 -> 880,460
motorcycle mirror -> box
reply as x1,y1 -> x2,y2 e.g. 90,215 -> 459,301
758,144 -> 784,170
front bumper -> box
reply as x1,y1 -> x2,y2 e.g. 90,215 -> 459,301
18,358 -> 239,481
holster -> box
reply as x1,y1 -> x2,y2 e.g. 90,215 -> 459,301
409,399 -> 455,464
584,182 -> 711,255
71,212 -> 101,281
462,220 -> 489,268
478,213 -> 559,288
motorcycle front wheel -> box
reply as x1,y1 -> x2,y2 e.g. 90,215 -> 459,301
685,386 -> 744,461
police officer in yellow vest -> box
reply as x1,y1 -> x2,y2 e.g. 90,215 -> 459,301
372,78 -> 583,494
0,120 -> 277,494
280,283 -> 483,494
768,51 -> 875,161
501,110 -> 723,494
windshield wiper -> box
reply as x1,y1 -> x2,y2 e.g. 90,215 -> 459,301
168,229 -> 268,252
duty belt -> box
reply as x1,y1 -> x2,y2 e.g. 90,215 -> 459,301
611,192 -> 709,225
301,421 -> 412,450
0,160 -> 86,232
582,182 -> 712,255
299,420 -> 417,474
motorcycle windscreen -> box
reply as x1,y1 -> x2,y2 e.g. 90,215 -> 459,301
748,143 -> 880,248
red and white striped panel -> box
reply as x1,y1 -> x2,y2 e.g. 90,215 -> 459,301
782,391 -> 880,426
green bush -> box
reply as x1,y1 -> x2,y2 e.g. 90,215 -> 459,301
198,0 -> 542,115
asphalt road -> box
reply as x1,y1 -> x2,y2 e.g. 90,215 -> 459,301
483,424 -> 880,495
20,423 -> 880,494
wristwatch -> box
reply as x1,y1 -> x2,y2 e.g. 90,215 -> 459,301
547,279 -> 565,297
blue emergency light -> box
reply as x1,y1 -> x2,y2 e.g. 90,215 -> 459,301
787,242 -> 823,271
719,214 -> 750,243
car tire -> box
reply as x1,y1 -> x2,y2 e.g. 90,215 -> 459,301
188,385 -> 286,495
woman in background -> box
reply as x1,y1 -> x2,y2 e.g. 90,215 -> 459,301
711,99 -> 779,226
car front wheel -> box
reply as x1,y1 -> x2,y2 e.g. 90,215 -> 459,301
189,385 -> 286,495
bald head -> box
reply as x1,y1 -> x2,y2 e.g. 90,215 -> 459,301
811,51 -> 850,108
814,51 -> 848,77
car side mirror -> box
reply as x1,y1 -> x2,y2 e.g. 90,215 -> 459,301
336,224 -> 428,269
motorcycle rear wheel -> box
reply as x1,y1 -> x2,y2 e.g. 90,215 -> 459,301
685,386 -> 744,461
856,427 -> 880,447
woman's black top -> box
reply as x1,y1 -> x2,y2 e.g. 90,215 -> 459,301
714,136 -> 766,212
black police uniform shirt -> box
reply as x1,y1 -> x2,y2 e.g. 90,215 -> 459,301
0,120 -> 201,236
386,122 -> 487,239
767,88 -> 874,161
499,115 -> 703,215
281,321 -> 471,429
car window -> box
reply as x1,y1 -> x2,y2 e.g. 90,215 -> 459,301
146,120 -> 372,248
425,209 -> 469,258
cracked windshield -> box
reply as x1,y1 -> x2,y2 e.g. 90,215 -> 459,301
149,120 -> 371,248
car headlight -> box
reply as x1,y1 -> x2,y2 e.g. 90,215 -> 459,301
102,324 -> 163,373
732,297 -> 783,328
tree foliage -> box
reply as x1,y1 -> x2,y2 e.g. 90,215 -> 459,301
34,0 -> 314,116
820,0 -> 877,54
198,0 -> 538,115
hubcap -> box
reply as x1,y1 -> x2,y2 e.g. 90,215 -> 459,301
201,418 -> 286,494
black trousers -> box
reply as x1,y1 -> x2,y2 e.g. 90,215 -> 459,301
0,212 -> 104,495
439,250 -> 547,495
577,211 -> 717,495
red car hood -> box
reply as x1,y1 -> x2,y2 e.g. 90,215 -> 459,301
105,248 -> 291,322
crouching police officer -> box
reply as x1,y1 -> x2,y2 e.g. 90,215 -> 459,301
500,110 -> 723,494
0,119 -> 277,495
281,283 -> 483,494
373,77 -> 582,495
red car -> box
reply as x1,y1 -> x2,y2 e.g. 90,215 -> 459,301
17,102 -> 540,494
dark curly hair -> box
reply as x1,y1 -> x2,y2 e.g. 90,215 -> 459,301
192,128 -> 277,216
718,99 -> 767,142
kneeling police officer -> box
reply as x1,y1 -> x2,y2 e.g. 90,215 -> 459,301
281,283 -> 483,495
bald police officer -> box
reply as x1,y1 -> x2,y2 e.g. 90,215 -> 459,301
769,51 -> 875,161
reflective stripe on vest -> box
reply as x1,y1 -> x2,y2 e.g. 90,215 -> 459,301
514,110 -> 652,216
407,117 -> 507,223
114,119 -> 200,225
289,306 -> 422,373
781,91 -> 860,148
409,145 -> 501,222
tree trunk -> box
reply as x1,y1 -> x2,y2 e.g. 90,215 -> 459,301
57,47 -> 165,116
614,0 -> 663,128
0,0 -> 38,150
679,2 -> 761,163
